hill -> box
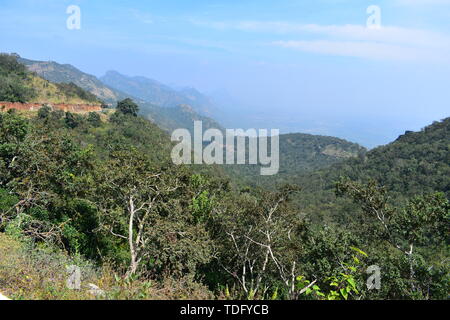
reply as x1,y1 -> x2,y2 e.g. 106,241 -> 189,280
0,109 -> 447,300
291,117 -> 450,224
100,71 -> 218,117
0,53 -> 102,106
225,132 -> 366,187
311,117 -> 450,196
18,55 -> 224,134
19,57 -> 127,105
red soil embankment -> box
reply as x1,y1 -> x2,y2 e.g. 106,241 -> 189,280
0,102 -> 102,113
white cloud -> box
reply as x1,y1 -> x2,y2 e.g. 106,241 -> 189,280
273,40 -> 434,61
193,19 -> 450,62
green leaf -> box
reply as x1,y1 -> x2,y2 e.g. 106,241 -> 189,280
347,278 -> 356,289
350,246 -> 368,257
340,288 -> 349,300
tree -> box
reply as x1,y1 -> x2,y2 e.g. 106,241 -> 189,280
0,54 -> 36,103
37,105 -> 52,119
214,184 -> 308,299
64,112 -> 80,129
116,98 -> 139,117
87,112 -> 101,127
0,111 -> 29,185
335,177 -> 449,298
96,148 -> 180,276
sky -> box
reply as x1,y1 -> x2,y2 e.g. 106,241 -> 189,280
1,0 -> 450,147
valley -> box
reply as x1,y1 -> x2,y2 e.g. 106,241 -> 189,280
0,52 -> 448,301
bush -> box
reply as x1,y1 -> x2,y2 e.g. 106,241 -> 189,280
0,54 -> 36,102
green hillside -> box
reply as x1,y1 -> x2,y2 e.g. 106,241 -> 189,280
0,54 -> 102,105
290,117 -> 450,225
1,106 -> 447,300
19,57 -> 126,105
0,53 -> 448,301
19,56 -> 224,135
225,132 -> 365,187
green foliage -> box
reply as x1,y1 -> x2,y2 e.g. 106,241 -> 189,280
298,247 -> 367,300
225,133 -> 365,188
64,112 -> 83,129
55,82 -> 101,104
116,98 -> 139,117
87,112 -> 101,127
336,178 -> 449,299
190,190 -> 214,225
0,109 -> 448,300
0,54 -> 36,102
37,105 -> 52,119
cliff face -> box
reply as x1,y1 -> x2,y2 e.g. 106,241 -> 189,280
0,102 -> 102,113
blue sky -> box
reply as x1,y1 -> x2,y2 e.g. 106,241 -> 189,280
1,0 -> 450,147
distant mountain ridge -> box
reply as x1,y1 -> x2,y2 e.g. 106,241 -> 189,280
16,55 -> 223,134
224,132 -> 366,187
18,57 -> 129,105
100,70 -> 218,117
0,53 -> 102,107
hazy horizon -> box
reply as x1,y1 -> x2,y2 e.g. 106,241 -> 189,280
1,0 -> 449,148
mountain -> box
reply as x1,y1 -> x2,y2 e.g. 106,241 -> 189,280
0,53 -> 102,106
100,71 -> 218,117
292,117 -> 450,224
16,55 -> 224,134
18,57 -> 128,105
225,132 -> 366,187
320,117 -> 450,197
143,103 -> 224,134
99,70 -> 224,132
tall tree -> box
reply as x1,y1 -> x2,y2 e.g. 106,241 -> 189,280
116,98 -> 139,117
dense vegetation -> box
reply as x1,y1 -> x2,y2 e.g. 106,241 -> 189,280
224,133 -> 365,188
0,105 -> 447,300
0,54 -> 448,300
0,54 -> 36,103
18,55 -> 223,135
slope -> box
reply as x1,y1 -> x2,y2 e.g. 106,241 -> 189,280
18,55 -> 224,134
100,70 -> 218,117
0,53 -> 102,106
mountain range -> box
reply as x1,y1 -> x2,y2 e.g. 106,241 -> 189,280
11,53 -> 449,194
100,70 -> 219,117
18,56 -> 223,134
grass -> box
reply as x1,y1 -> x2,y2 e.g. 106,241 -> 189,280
28,75 -> 100,105
0,233 -> 213,300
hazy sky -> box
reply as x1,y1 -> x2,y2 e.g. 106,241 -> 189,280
1,0 -> 450,147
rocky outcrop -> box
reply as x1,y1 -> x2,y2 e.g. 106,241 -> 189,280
0,102 -> 102,113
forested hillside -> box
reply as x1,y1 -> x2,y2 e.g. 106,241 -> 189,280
1,105 -> 447,300
0,54 -> 101,105
19,57 -> 127,105
225,133 -> 365,187
18,55 -> 223,135
0,54 -> 448,301
287,118 -> 450,223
